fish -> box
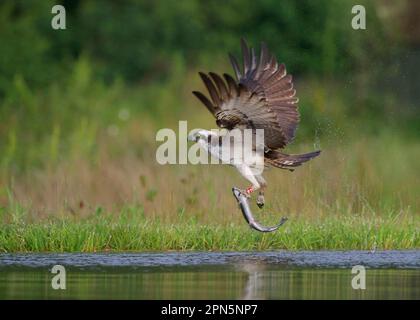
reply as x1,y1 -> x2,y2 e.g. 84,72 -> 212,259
232,187 -> 287,233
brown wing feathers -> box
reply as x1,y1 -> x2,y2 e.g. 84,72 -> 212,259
229,53 -> 242,80
192,90 -> 216,115
193,38 -> 300,149
237,39 -> 300,146
209,72 -> 230,100
223,73 -> 239,97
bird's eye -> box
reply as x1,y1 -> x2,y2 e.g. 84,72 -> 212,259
195,135 -> 200,142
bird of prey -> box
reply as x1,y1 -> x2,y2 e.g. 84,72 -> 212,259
189,39 -> 320,209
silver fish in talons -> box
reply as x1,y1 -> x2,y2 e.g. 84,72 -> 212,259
232,187 -> 288,233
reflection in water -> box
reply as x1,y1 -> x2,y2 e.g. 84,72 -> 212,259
0,266 -> 418,300
239,264 -> 267,300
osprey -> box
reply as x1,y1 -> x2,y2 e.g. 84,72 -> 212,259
189,39 -> 320,209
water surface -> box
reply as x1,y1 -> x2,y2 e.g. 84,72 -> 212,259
0,251 -> 419,299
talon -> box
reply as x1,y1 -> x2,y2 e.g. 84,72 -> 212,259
256,194 -> 265,209
240,189 -> 251,198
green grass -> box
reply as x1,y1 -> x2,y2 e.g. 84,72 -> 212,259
0,212 -> 418,252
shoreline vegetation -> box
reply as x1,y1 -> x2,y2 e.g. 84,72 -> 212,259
0,214 -> 418,252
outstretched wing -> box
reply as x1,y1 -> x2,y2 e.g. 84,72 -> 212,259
193,39 -> 300,150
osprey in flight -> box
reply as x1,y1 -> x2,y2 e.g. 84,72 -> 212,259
189,39 -> 320,209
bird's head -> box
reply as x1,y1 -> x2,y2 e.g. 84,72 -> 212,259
187,129 -> 216,143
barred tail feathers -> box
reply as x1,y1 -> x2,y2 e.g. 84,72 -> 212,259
266,150 -> 321,169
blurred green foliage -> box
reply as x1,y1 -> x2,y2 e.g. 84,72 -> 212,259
0,0 -> 388,91
0,0 -> 418,176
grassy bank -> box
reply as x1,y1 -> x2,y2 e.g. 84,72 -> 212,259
0,213 -> 418,252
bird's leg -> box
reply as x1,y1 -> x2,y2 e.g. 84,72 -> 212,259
255,177 -> 267,209
238,185 -> 257,199
236,164 -> 261,199
256,190 -> 265,209
246,185 -> 256,197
